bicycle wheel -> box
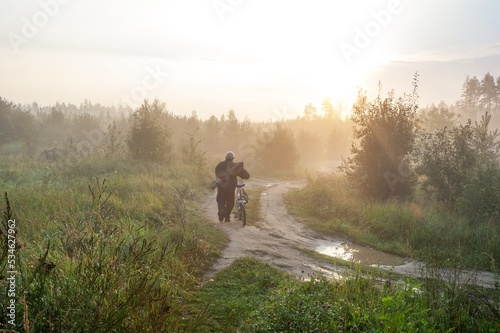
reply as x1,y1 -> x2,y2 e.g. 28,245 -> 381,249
240,204 -> 246,226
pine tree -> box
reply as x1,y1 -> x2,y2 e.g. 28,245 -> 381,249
322,97 -> 336,119
303,103 -> 317,120
473,111 -> 500,160
461,75 -> 481,120
480,72 -> 496,113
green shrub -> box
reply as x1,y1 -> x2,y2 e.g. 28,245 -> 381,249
418,122 -> 478,206
340,77 -> 419,200
128,99 -> 173,163
256,123 -> 299,173
458,161 -> 500,222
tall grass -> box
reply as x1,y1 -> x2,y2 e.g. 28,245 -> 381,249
194,257 -> 292,332
285,173 -> 500,271
0,156 -> 227,332
196,257 -> 500,332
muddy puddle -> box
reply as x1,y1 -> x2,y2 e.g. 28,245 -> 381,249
315,239 -> 407,266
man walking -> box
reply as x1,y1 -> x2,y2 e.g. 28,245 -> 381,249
214,151 -> 250,222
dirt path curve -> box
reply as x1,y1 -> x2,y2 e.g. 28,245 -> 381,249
202,180 -> 497,288
202,180 -> 348,280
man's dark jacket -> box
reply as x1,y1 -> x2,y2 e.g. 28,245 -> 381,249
215,160 -> 250,192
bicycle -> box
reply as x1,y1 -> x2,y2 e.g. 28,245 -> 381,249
235,181 -> 249,226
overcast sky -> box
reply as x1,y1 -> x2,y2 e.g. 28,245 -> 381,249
1,0 -> 499,120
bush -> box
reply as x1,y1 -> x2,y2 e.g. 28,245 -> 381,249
256,123 -> 299,174
340,77 -> 419,200
417,121 -> 478,206
458,161 -> 500,222
128,99 -> 172,163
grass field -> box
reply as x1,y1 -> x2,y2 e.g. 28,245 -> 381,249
0,156 -> 227,332
1,157 -> 499,332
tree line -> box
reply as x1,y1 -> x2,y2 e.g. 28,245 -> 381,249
461,72 -> 500,119
0,96 -> 351,175
1,71 -> 498,184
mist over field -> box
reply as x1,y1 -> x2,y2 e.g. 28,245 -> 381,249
1,1 -> 500,332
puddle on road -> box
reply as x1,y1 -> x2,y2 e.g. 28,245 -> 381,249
316,240 -> 406,266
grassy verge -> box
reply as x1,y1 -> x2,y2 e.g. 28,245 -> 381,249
194,257 -> 500,332
243,186 -> 265,226
0,156 -> 228,332
284,173 -> 500,272
193,257 -> 292,332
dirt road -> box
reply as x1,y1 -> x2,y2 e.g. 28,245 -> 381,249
203,180 -> 497,288
203,180 -> 348,280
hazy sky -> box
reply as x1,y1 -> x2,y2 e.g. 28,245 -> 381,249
1,0 -> 500,120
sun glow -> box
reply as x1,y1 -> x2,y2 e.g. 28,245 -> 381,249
0,0 -> 499,117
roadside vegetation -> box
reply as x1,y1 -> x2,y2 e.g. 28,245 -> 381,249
195,257 -> 500,332
0,156 -> 228,332
285,173 -> 500,271
287,74 -> 500,272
